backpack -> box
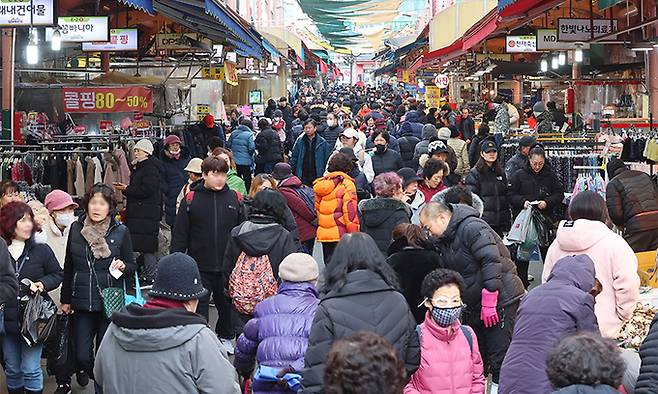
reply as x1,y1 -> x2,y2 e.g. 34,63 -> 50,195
416,324 -> 473,353
228,251 -> 278,315
294,185 -> 316,219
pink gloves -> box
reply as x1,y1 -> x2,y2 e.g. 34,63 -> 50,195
480,289 -> 500,328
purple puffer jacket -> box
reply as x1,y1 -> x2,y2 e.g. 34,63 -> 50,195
235,281 -> 320,394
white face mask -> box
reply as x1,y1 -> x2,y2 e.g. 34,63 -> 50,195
55,212 -> 76,228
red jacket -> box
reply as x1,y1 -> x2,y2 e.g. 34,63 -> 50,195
405,312 -> 485,394
418,181 -> 447,203
278,176 -> 317,242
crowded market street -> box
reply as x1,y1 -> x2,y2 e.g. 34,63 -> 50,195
0,0 -> 658,394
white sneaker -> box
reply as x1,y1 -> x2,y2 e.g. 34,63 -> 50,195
489,382 -> 499,394
528,274 -> 535,282
219,338 -> 235,355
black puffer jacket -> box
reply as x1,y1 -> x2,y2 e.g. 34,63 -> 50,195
397,134 -> 421,169
255,126 -> 284,164
371,148 -> 404,176
358,197 -> 411,254
4,239 -> 63,334
171,180 -> 245,273
508,161 -> 565,218
504,151 -> 526,181
606,167 -> 658,235
465,165 -> 511,231
320,124 -> 343,150
124,155 -> 162,252
636,313 -> 658,393
432,204 -> 525,311
61,217 -> 137,312
0,238 -> 17,309
301,270 -> 420,393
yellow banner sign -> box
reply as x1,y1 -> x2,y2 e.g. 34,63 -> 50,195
201,67 -> 223,80
425,86 -> 442,109
224,63 -> 238,86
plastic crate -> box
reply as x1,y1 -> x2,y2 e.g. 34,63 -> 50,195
637,251 -> 658,288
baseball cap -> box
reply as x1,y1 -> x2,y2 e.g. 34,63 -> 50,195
481,140 -> 498,153
340,128 -> 359,140
519,136 -> 536,148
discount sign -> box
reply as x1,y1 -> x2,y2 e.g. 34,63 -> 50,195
62,87 -> 153,113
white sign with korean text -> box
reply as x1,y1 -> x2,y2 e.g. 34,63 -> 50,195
506,35 -> 537,53
46,16 -> 110,43
82,29 -> 138,51
557,18 -> 618,42
537,29 -> 591,50
0,0 -> 54,26
434,74 -> 449,88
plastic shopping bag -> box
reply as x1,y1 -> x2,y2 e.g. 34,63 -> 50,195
46,314 -> 74,376
253,365 -> 302,392
20,291 -> 57,346
508,207 -> 533,243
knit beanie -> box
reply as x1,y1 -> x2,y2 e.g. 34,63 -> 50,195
149,253 -> 208,301
437,127 -> 451,140
606,157 -> 627,179
278,253 -> 319,283
421,124 -> 438,140
134,139 -> 154,155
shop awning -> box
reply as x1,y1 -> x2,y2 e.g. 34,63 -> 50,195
421,38 -> 464,67
204,0 -> 263,59
395,38 -> 428,58
461,9 -> 498,50
262,38 -> 283,65
117,0 -> 154,15
498,0 -> 564,20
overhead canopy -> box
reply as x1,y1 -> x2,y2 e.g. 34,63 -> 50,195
117,0 -> 154,15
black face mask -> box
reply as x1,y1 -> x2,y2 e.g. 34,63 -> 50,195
375,144 -> 386,154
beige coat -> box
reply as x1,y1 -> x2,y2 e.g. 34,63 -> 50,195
447,138 -> 470,176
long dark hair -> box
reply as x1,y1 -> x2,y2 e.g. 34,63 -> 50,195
475,155 -> 503,176
250,188 -> 288,225
324,233 -> 400,293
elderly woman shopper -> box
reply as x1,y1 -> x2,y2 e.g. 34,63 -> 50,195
160,134 -> 191,228
358,172 -> 411,254
1,201 -> 63,394
114,138 -> 161,283
60,184 -> 136,389
418,158 -> 448,203
542,191 -> 640,338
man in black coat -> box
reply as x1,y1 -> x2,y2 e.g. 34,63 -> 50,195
504,136 -> 536,180
171,156 -> 245,353
605,158 -> 658,252
396,122 -> 421,169
278,97 -> 294,131
254,118 -> 283,174
116,139 -> 162,284
321,112 -> 343,149
458,108 -> 476,143
419,202 -> 525,389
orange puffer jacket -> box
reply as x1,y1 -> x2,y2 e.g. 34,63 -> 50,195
313,171 -> 360,242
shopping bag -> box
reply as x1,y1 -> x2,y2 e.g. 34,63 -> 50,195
531,209 -> 554,248
124,272 -> 145,306
253,365 -> 302,392
20,291 -> 57,346
45,314 -> 74,376
508,208 -> 533,243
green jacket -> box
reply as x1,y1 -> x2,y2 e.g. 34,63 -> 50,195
227,169 -> 247,195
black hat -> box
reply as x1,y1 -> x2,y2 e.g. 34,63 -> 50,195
481,140 -> 498,153
519,136 -> 536,148
149,253 -> 208,301
339,147 -> 358,162
606,157 -> 627,179
273,109 -> 283,118
397,167 -> 423,187
272,162 -> 293,181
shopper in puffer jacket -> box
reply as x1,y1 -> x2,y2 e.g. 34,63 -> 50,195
359,172 -> 411,254
605,158 -> 658,252
419,202 -> 525,389
227,118 -> 256,190
543,191 -> 639,338
300,233 -> 420,394
274,163 -> 317,252
160,134 -> 191,228
405,269 -> 485,394
635,312 -> 658,393
413,124 -> 438,171
499,255 -> 600,394
401,110 -> 424,139
396,123 -> 421,169
234,253 -> 320,393
255,118 -> 284,174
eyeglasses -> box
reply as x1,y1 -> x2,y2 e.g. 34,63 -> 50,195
418,296 -> 465,308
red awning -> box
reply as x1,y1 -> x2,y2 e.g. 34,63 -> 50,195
422,38 -> 463,67
462,9 -> 498,50
499,0 -> 564,20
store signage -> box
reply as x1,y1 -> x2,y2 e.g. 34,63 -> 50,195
155,33 -> 199,50
425,86 -> 442,109
82,29 -> 138,51
46,17 -> 109,42
536,29 -> 591,51
224,63 -> 238,86
597,0 -> 624,10
434,74 -> 449,88
195,104 -> 210,121
62,87 -> 153,113
201,67 -> 223,80
225,51 -> 237,63
557,18 -> 618,42
0,0 -> 54,26
506,35 -> 537,53
475,54 -> 512,62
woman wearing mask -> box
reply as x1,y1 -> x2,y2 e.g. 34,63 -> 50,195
542,191 -> 640,338
41,190 -> 78,266
160,134 -> 191,228
358,172 -> 411,254
418,159 -> 448,203
1,201 -> 63,394
301,233 -> 419,393
60,184 -> 136,389
176,158 -> 203,213
371,130 -> 404,176
465,140 -> 511,237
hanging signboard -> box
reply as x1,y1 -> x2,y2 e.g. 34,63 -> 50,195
0,0 -> 54,26
62,87 -> 153,113
557,18 -> 618,42
597,0 -> 624,10
82,29 -> 138,51
425,86 -> 442,109
155,33 -> 199,50
506,35 -> 537,53
536,29 -> 591,51
224,62 -> 238,86
475,54 -> 512,62
46,17 -> 110,42
195,104 -> 210,121
434,74 -> 449,88
201,67 -> 223,80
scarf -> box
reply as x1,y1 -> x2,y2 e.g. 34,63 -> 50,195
144,297 -> 187,309
80,216 -> 112,259
165,149 -> 181,160
131,155 -> 148,166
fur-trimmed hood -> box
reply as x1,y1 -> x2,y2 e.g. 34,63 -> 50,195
359,197 -> 411,227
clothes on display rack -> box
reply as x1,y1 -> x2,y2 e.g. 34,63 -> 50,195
643,137 -> 658,162
547,155 -> 605,194
572,173 -> 606,200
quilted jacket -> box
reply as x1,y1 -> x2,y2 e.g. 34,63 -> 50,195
636,313 -> 658,393
313,171 -> 359,243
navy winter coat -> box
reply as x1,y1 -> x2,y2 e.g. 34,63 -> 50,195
160,147 -> 191,227
499,254 -> 599,394
125,155 -> 162,252
227,125 -> 256,166
235,281 -> 320,393
636,312 -> 658,393
401,111 -> 424,139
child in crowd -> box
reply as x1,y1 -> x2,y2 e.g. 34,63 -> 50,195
405,269 -> 485,394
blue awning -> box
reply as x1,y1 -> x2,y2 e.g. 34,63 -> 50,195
204,0 -> 262,59
262,38 -> 282,62
117,0 -> 154,15
497,0 -> 517,11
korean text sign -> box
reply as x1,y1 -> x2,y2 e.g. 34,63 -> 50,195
46,16 -> 109,43
0,0 -> 53,26
82,29 -> 138,51
62,87 -> 153,113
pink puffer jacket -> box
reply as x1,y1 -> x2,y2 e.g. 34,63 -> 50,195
405,312 -> 485,394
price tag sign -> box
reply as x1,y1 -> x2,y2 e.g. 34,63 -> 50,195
62,87 -> 153,113
0,0 -> 54,26
201,67 -> 223,80
434,74 -> 449,88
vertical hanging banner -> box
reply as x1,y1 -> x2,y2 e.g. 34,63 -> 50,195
224,62 -> 239,86
0,0 -> 54,26
62,87 -> 153,113
46,16 -> 110,42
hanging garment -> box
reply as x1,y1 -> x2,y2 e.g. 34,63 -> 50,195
92,156 -> 103,184
85,156 -> 96,192
113,148 -> 131,185
74,158 -> 85,197
66,159 -> 75,196
11,160 -> 33,185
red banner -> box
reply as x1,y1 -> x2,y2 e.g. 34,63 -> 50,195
62,87 -> 153,113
